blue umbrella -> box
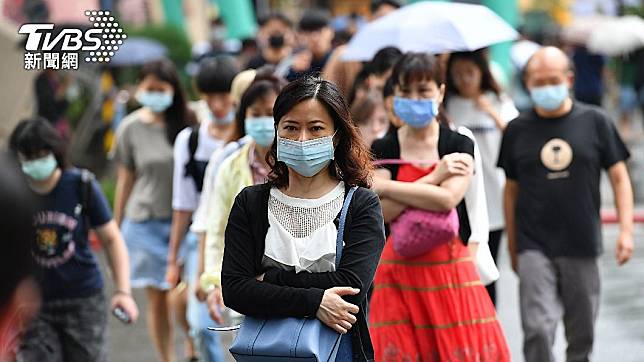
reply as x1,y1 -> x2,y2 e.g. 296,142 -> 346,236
110,37 -> 168,66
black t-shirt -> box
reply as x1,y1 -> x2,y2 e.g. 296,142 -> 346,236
497,102 -> 630,257
34,169 -> 112,300
371,125 -> 475,243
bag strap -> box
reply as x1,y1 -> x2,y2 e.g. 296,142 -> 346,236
374,159 -> 438,167
185,124 -> 201,184
76,169 -> 95,238
335,186 -> 358,268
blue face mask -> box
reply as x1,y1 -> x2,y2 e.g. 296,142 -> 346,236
210,110 -> 236,125
277,134 -> 335,177
245,116 -> 275,147
136,91 -> 173,113
22,154 -> 57,181
393,97 -> 440,129
530,83 -> 569,111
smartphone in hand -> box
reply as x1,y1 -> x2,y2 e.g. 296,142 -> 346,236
113,307 -> 131,324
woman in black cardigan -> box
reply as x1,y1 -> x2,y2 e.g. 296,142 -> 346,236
221,76 -> 385,361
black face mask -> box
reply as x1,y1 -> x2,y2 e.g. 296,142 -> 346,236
268,33 -> 285,49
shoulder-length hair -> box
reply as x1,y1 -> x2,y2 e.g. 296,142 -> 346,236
139,58 -> 196,144
267,76 -> 373,188
390,52 -> 450,125
444,48 -> 502,105
9,117 -> 69,169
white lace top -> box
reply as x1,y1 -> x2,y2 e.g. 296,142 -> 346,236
263,182 -> 345,273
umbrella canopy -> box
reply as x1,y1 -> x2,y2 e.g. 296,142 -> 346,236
110,37 -> 168,66
342,1 -> 518,61
587,16 -> 644,56
511,40 -> 541,70
561,15 -> 613,45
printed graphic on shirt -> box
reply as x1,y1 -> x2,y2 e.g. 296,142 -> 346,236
34,210 -> 78,268
540,138 -> 573,179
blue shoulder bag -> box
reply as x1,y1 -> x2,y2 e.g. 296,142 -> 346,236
228,186 -> 359,361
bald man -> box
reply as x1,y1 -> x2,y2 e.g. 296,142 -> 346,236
497,46 -> 634,362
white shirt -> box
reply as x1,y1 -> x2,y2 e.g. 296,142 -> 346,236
447,92 -> 519,230
457,126 -> 489,245
263,182 -> 345,273
172,119 -> 225,212
458,126 -> 500,285
190,136 -> 251,234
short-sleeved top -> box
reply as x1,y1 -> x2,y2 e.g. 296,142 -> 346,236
33,169 -> 112,301
112,109 -> 174,221
172,121 -> 225,212
447,92 -> 519,230
371,125 -> 475,243
497,102 -> 630,257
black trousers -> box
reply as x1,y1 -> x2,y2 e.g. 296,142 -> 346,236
485,229 -> 503,306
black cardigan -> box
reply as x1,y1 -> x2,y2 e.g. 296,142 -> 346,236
221,183 -> 386,362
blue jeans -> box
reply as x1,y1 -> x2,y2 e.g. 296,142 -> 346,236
184,232 -> 225,362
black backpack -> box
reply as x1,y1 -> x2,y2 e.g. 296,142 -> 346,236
184,125 -> 209,192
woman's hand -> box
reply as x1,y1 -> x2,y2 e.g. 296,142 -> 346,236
475,95 -> 496,115
195,283 -> 208,302
316,287 -> 360,334
111,292 -> 139,323
476,95 -> 507,130
422,153 -> 473,185
164,261 -> 181,288
207,287 -> 225,324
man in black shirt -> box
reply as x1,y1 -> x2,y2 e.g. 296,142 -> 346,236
498,46 -> 634,362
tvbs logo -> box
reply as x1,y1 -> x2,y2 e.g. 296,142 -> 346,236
20,24 -> 102,52
19,10 -> 126,70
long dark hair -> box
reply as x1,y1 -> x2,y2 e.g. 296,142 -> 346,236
139,58 -> 195,144
9,117 -> 69,169
267,76 -> 373,188
444,49 -> 502,106
390,52 -> 450,125
229,68 -> 286,142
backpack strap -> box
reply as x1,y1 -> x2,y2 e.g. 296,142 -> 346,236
76,169 -> 95,238
185,124 -> 201,187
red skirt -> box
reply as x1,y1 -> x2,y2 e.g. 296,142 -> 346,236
369,238 -> 510,362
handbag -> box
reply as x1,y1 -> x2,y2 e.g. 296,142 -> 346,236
228,186 -> 359,362
475,242 -> 500,285
374,159 -> 459,258
391,208 -> 459,258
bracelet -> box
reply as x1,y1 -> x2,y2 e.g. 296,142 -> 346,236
113,290 -> 132,297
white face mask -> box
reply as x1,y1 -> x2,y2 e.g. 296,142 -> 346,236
136,90 -> 174,113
